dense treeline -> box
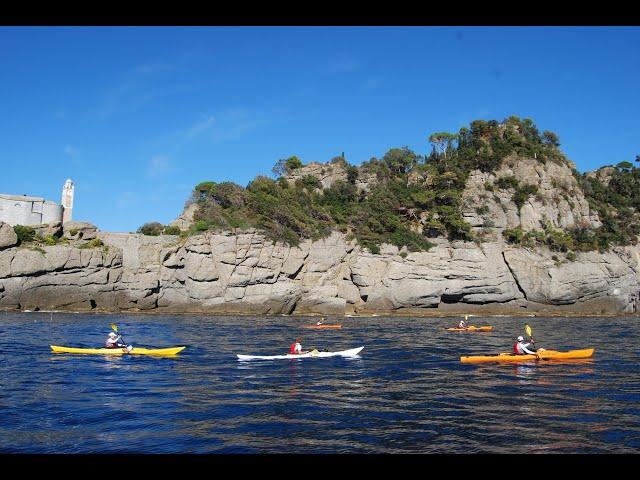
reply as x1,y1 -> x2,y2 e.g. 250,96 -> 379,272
159,116 -> 638,254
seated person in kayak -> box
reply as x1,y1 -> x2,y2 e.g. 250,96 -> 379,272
316,317 -> 326,326
289,338 -> 306,355
105,331 -> 128,349
513,335 -> 536,355
457,315 -> 469,329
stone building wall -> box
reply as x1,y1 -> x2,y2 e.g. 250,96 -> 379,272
0,194 -> 63,226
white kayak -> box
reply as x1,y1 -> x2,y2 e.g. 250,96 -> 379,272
237,346 -> 364,361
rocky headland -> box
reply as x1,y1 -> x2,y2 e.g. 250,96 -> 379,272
2,117 -> 639,316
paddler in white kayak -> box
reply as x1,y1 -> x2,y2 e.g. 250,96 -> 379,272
289,338 -> 306,355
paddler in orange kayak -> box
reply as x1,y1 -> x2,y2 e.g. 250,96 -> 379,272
457,315 -> 469,329
513,335 -> 536,355
316,317 -> 326,326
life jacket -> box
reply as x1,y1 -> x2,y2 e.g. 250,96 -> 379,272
513,342 -> 520,354
290,343 -> 297,354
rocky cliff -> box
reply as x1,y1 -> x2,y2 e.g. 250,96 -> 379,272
1,224 -> 638,315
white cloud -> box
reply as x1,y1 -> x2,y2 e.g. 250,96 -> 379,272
362,77 -> 383,91
327,55 -> 361,73
64,145 -> 79,158
185,114 -> 216,140
135,62 -> 176,74
210,109 -> 264,143
147,155 -> 171,177
116,191 -> 136,209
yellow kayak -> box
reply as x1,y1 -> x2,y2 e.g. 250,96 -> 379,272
51,345 -> 186,356
445,326 -> 493,332
460,348 -> 594,364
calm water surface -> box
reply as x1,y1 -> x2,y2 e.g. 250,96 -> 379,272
0,312 -> 638,453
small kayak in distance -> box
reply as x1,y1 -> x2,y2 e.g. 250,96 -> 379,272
237,346 -> 363,361
460,348 -> 594,364
445,326 -> 493,332
302,324 -> 342,329
51,345 -> 186,356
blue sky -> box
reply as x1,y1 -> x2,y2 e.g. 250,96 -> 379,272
1,27 -> 638,232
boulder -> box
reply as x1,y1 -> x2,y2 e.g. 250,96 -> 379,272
0,222 -> 17,250
32,222 -> 62,239
63,221 -> 98,240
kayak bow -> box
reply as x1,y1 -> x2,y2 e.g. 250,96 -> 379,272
51,345 -> 186,356
445,326 -> 493,332
237,346 -> 364,361
460,348 -> 594,364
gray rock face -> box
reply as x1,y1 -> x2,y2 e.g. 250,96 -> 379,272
63,221 -> 98,241
462,156 -> 601,234
0,222 -> 18,250
33,222 -> 62,239
170,203 -> 198,230
1,228 -> 638,315
284,161 -> 378,193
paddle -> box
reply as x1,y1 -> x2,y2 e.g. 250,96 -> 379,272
525,324 -> 544,360
524,324 -> 535,347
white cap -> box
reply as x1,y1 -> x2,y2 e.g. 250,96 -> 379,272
108,332 -> 117,338
517,335 -> 524,342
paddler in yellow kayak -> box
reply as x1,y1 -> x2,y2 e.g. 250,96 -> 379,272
457,315 -> 469,329
105,327 -> 133,352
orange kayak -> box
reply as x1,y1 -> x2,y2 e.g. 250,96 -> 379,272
460,348 -> 595,364
302,324 -> 342,329
445,326 -> 493,332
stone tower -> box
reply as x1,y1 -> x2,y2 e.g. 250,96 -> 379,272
61,179 -> 74,224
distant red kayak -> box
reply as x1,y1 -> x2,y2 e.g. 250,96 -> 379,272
302,324 -> 342,329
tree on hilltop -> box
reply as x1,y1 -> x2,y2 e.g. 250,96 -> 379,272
428,132 -> 458,158
272,156 -> 304,178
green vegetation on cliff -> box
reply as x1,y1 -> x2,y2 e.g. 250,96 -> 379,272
576,161 -> 640,248
184,116 -> 638,253
503,160 -> 640,252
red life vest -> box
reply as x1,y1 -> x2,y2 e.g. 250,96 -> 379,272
290,343 -> 297,354
513,342 -> 519,354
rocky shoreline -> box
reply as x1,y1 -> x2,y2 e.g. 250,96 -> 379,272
1,225 -> 638,316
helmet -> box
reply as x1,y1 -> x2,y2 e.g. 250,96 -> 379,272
108,332 -> 117,338
517,336 -> 524,342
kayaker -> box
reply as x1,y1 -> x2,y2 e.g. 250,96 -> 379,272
289,338 -> 304,355
316,317 -> 326,326
105,331 -> 128,349
458,315 -> 469,329
513,335 -> 536,355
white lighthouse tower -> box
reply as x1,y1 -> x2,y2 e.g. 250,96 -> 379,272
61,179 -> 74,224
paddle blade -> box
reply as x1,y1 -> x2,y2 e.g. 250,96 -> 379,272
110,323 -> 118,333
525,324 -> 532,337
